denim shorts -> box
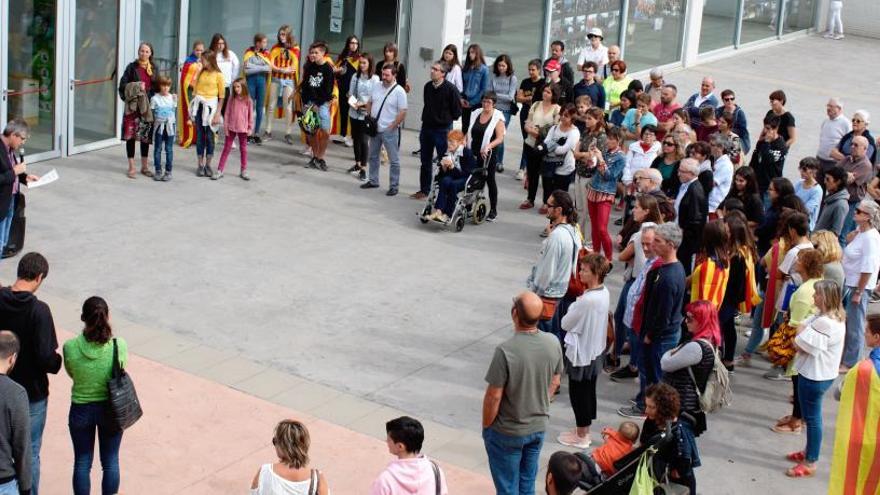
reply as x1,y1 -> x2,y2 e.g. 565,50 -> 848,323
305,101 -> 332,131
273,79 -> 295,90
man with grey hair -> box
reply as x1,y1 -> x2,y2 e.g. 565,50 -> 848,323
683,77 -> 719,130
816,98 -> 850,182
618,222 -> 686,418
600,45 -> 621,80
0,120 -> 38,257
838,135 -> 874,239
635,168 -> 674,221
673,158 -> 706,274
644,68 -> 665,104
0,330 -> 32,495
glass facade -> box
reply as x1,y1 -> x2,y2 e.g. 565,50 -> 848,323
464,0 -> 544,79
740,0 -> 780,44
7,0 -> 57,155
313,0 -> 356,55
188,1 -> 304,59
700,0 -> 738,53
361,0 -> 400,56
623,0 -> 686,71
551,0 -> 622,67
141,0 -> 180,88
71,0 -> 119,147
782,0 -> 816,33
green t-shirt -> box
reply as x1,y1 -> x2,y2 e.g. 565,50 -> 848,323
63,335 -> 128,404
484,331 -> 564,436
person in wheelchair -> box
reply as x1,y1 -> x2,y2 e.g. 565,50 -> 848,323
428,129 -> 478,223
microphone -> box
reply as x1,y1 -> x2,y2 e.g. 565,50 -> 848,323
17,147 -> 24,163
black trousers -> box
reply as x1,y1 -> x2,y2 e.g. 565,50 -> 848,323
720,303 -> 738,362
337,92 -> 351,137
525,146 -> 542,203
350,119 -> 369,164
125,140 -> 149,159
543,172 -> 573,205
569,374 -> 598,427
477,152 -> 498,211
791,374 -> 802,419
461,107 -> 473,135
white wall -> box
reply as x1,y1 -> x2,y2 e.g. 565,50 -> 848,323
839,0 -> 880,39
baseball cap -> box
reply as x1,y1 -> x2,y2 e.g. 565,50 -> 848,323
544,59 -> 561,73
587,28 -> 604,39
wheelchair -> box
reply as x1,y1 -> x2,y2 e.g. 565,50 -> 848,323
418,151 -> 491,232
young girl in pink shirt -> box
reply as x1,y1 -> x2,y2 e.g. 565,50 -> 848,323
215,77 -> 254,180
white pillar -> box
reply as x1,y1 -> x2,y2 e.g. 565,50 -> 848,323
681,0 -> 704,68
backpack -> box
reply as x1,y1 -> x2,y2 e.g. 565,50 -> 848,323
687,339 -> 731,413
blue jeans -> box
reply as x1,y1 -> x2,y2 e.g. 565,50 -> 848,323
247,74 -> 267,135
843,286 -> 870,367
368,130 -> 400,189
69,402 -> 123,495
153,127 -> 174,174
482,428 -> 544,495
613,279 -> 634,359
436,175 -> 467,216
745,300 -> 767,354
0,197 -> 15,254
419,126 -> 450,194
840,201 -> 859,245
194,104 -> 215,158
638,331 -> 680,408
29,399 -> 47,495
797,376 -> 833,462
0,480 -> 17,495
495,111 -> 511,166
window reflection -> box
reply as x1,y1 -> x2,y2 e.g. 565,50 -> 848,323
624,0 -> 685,71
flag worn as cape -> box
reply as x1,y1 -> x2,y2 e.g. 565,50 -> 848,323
177,54 -> 200,147
690,255 -> 729,308
829,358 -> 880,494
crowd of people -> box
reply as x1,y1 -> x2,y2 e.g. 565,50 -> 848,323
2,18 -> 880,495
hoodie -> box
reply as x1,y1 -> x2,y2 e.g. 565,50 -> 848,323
63,334 -> 128,404
0,288 -> 62,402
369,456 -> 448,495
815,188 -> 850,237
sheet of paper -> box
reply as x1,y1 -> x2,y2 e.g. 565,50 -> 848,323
27,168 -> 58,189
347,95 -> 358,107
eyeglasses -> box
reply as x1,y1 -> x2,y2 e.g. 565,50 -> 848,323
723,97 -> 735,102
582,69 -> 595,73
663,141 -> 675,146
431,67 -> 443,72
853,119 -> 864,124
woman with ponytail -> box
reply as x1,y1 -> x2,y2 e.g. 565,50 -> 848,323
62,296 -> 128,495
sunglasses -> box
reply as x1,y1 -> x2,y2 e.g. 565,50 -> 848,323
663,141 -> 675,146
853,119 -> 864,124
723,97 -> 735,102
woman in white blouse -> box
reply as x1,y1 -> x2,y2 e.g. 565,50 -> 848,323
558,253 -> 612,449
784,280 -> 845,479
841,200 -> 880,371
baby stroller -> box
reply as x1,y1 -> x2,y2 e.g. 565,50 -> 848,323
576,425 -> 683,494
418,148 -> 490,232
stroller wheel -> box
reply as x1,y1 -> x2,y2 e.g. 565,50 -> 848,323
472,199 -> 488,224
454,215 -> 465,232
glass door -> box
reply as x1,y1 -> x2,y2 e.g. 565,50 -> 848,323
67,0 -> 122,154
1,0 -> 62,161
361,0 -> 398,55
313,0 -> 357,55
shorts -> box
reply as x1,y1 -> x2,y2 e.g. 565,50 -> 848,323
305,101 -> 332,131
273,78 -> 295,91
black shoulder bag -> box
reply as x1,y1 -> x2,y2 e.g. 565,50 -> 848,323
108,338 -> 143,431
365,83 -> 398,137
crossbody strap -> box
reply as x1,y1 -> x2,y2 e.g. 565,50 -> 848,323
111,338 -> 121,378
430,460 -> 440,495
374,83 -> 398,120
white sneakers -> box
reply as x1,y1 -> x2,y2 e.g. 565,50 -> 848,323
557,430 -> 592,449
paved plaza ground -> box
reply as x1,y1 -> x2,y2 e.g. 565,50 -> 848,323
3,34 -> 878,493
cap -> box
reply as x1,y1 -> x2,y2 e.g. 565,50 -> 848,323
544,59 -> 561,73
587,28 -> 604,39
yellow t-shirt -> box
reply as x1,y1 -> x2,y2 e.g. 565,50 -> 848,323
194,71 -> 225,99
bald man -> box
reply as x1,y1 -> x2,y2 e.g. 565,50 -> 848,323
838,135 -> 874,239
816,97 -> 850,181
483,291 -> 563,495
683,76 -> 719,130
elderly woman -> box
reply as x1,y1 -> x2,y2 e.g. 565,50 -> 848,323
707,134 -> 734,218
466,92 -> 506,221
841,200 -> 880,371
558,254 -> 612,448
830,110 -> 876,164
783,280 -> 846,479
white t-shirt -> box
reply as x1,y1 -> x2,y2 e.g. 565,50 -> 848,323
577,45 -> 609,72
251,464 -> 321,495
817,115 -> 851,160
777,240 -> 814,310
216,51 -> 240,89
369,82 -> 408,133
842,228 -> 880,288
794,315 -> 845,381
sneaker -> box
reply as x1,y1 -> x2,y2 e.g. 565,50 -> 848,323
240,171 -> 250,181
823,32 -> 835,39
763,368 -> 789,381
347,164 -> 360,174
557,430 -> 592,449
254,136 -> 263,145
284,134 -> 295,145
247,135 -> 256,144
610,366 -> 639,382
833,34 -> 845,40
515,170 -> 524,181
204,165 -> 214,178
496,164 -> 504,173
306,157 -> 317,169
197,166 -> 205,177
870,290 -> 880,304
360,182 -> 379,189
153,172 -> 164,181
386,188 -> 398,196
344,136 -> 353,147
734,354 -> 752,366
617,405 -> 646,418
486,210 -> 497,222
162,172 -> 172,181
358,169 -> 367,181
317,159 -> 328,171
212,171 -> 223,180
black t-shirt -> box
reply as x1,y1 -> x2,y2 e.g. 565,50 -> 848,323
520,77 -> 546,105
766,110 -> 796,143
301,61 -> 335,105
471,116 -> 489,151
375,60 -> 407,88
334,57 -> 358,92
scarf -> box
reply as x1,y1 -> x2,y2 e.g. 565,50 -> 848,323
138,59 -> 153,77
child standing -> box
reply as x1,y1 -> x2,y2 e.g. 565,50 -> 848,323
189,49 -> 225,177
214,78 -> 254,180
150,76 -> 177,181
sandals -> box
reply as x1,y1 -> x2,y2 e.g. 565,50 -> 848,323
785,463 -> 815,478
786,451 -> 806,462
141,168 -> 154,178
127,169 -> 137,179
771,421 -> 803,434
519,200 -> 534,210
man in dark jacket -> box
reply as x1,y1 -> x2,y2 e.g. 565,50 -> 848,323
749,114 -> 788,201
543,40 -> 575,86
0,120 -> 35,256
412,61 -> 462,199
673,159 -> 707,275
0,331 -> 32,495
0,252 -> 61,495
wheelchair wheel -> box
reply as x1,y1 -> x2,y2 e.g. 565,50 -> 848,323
419,204 -> 432,224
472,198 -> 488,224
454,215 -> 465,232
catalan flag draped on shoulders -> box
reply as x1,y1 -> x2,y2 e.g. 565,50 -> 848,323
241,45 -> 272,107
177,52 -> 201,147
739,249 -> 762,313
690,254 -> 729,308
268,42 -> 300,119
828,348 -> 880,495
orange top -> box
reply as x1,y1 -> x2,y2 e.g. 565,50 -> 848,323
592,428 -> 634,474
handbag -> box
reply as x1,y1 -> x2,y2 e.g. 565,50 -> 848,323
364,83 -> 398,137
107,338 -> 143,431
766,321 -> 798,367
507,76 -> 519,116
628,450 -> 657,495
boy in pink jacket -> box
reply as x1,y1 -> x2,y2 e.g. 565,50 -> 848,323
370,416 -> 449,495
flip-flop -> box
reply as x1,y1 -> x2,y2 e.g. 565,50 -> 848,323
785,463 -> 815,478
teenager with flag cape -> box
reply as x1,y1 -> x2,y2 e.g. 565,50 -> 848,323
178,41 -> 205,148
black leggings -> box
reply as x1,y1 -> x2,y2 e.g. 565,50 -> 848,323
791,374 -> 802,419
478,152 -> 498,211
338,92 -> 351,137
462,107 -> 473,135
350,119 -> 369,164
525,145 -> 542,203
543,172 -> 573,205
720,303 -> 738,362
126,140 -> 149,159
569,375 -> 598,427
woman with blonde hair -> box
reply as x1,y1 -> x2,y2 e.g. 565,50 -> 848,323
251,420 -> 329,494
809,230 -> 844,290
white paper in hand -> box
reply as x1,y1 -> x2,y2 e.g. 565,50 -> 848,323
27,168 -> 59,189
347,95 -> 358,107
